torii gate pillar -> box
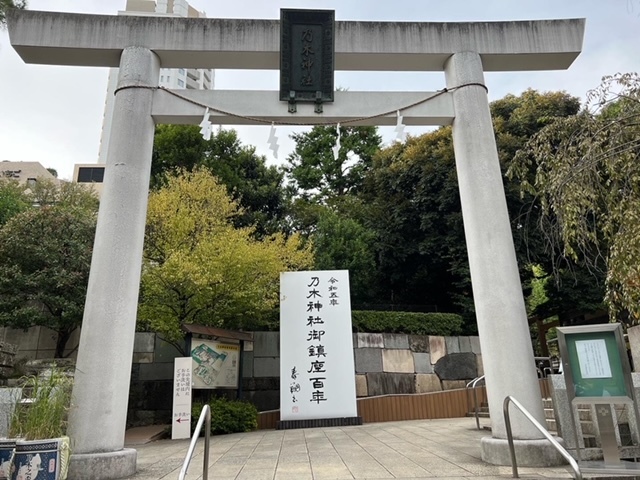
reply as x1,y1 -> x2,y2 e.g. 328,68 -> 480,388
7,9 -> 585,479
445,51 -> 554,463
66,46 -> 159,478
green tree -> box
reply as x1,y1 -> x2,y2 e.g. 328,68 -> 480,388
0,180 -> 30,226
360,89 -> 586,329
312,209 -> 377,304
29,179 -> 100,211
138,169 -> 313,350
0,205 -> 96,357
152,125 -> 286,236
285,125 -> 382,203
0,0 -> 26,28
509,73 -> 640,322
363,129 -> 469,316
492,89 -> 605,323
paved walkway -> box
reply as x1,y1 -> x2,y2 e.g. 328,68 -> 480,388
122,417 -> 578,480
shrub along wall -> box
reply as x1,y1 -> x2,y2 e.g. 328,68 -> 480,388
351,311 -> 463,336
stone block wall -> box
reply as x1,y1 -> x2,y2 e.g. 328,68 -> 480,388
241,332 -> 483,409
0,326 -> 80,359
353,333 -> 482,397
128,333 -> 182,426
0,326 -> 483,423
241,331 -> 280,411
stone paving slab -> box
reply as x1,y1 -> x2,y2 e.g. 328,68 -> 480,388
120,417 -> 579,480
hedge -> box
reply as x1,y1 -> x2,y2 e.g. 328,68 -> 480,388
192,398 -> 258,435
351,310 -> 463,336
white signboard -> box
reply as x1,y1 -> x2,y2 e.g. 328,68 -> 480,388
576,339 -> 613,379
172,357 -> 192,439
280,270 -> 358,421
191,339 -> 240,389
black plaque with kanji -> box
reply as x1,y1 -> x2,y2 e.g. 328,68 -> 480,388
280,9 -> 335,103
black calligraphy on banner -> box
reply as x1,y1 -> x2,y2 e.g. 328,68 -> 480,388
328,276 -> 339,306
290,365 -> 300,408
306,276 -> 329,404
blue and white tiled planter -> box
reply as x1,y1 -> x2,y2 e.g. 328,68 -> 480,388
9,437 -> 69,480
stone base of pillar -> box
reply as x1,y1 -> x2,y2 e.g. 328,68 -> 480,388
68,448 -> 137,480
481,436 -> 567,467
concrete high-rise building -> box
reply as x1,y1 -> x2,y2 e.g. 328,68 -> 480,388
0,161 -> 59,187
97,0 -> 214,163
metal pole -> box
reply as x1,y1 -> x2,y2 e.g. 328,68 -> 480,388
237,341 -> 244,400
178,404 -> 211,480
504,397 -> 519,479
203,405 -> 211,480
503,395 -> 582,480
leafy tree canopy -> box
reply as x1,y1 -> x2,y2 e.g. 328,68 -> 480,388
283,125 -> 382,240
138,169 -> 313,349
312,209 -> 377,304
362,129 -> 469,316
0,180 -> 30,226
0,197 -> 97,357
509,73 -> 640,322
152,125 -> 286,236
357,89 -> 587,329
29,179 -> 100,211
285,125 -> 382,202
0,0 -> 26,28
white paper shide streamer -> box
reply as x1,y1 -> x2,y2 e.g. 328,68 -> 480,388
332,123 -> 342,160
268,123 -> 279,159
199,107 -> 212,140
394,110 -> 406,141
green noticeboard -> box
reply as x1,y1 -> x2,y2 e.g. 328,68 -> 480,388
558,324 -> 633,403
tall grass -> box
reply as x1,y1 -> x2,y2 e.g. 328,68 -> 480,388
9,367 -> 73,440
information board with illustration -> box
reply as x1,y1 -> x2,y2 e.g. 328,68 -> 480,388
190,339 -> 240,389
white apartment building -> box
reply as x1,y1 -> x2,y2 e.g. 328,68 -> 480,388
97,0 -> 215,164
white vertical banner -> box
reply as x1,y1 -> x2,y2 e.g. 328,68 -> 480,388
280,270 -> 358,421
172,357 -> 192,439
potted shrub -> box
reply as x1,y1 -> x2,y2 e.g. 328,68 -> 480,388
8,367 -> 72,480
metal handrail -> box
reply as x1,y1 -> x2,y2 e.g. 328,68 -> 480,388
178,404 -> 211,480
465,375 -> 486,430
503,395 -> 582,480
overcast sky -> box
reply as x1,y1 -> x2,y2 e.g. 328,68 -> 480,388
1,0 -> 639,180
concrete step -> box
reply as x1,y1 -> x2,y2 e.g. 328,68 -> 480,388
466,411 -> 490,418
546,418 -> 597,436
466,403 -> 489,418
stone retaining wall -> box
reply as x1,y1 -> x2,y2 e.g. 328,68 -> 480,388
353,333 -> 482,396
0,327 -> 483,425
244,332 -> 483,412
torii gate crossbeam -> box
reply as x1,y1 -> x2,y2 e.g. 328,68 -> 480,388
8,10 -> 585,480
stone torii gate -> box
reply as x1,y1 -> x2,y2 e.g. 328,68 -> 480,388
8,10 -> 584,480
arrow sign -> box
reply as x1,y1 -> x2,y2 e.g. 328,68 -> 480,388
175,417 -> 189,424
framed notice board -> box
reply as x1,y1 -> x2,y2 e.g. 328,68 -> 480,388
557,324 -> 633,404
